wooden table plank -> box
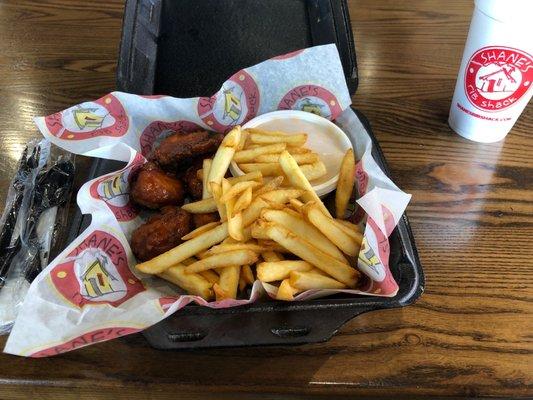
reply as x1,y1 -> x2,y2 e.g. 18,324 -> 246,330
0,0 -> 531,399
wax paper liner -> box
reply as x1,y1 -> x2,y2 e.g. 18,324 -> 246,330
4,45 -> 410,357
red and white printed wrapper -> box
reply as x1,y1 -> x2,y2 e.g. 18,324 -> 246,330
5,45 -> 410,357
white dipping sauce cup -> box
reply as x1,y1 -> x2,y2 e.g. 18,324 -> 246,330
230,110 -> 352,197
448,0 -> 533,143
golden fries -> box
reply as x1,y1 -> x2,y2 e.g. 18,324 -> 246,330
260,189 -> 305,204
234,186 -> 253,212
335,148 -> 356,218
276,279 -> 298,301
265,223 -> 359,287
207,126 -> 241,187
202,159 -> 212,199
250,133 -> 307,146
158,265 -> 213,300
184,250 -> 259,274
220,181 -> 260,203
182,198 -> 217,213
260,209 -> 347,263
140,125 -> 367,301
227,171 -> 263,185
257,260 -> 313,282
256,152 -> 319,164
278,151 -> 331,217
289,271 -> 346,290
136,223 -> 229,274
304,203 -> 361,256
239,163 -> 282,176
181,221 -> 220,240
217,265 -> 240,299
233,143 -> 286,163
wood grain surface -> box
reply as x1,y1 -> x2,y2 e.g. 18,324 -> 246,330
0,0 -> 532,399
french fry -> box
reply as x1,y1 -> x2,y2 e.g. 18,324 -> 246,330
202,243 -> 266,257
250,133 -> 307,146
304,203 -> 361,256
217,265 -> 241,299
220,181 -> 260,203
199,270 -> 219,285
289,198 -> 304,212
260,189 -> 305,204
182,198 -> 217,213
158,265 -> 213,300
280,207 -> 302,219
252,176 -> 284,198
262,200 -> 285,210
136,223 -> 229,274
288,147 -> 311,155
233,143 -> 286,163
213,283 -> 229,301
227,171 -> 263,185
225,186 -> 244,241
237,129 -> 248,151
247,128 -> 289,136
251,219 -> 271,240
241,264 -> 255,284
211,182 -> 227,221
239,163 -> 282,176
202,159 -> 212,199
276,279 -> 298,301
260,209 -> 347,263
181,221 -> 220,240
257,239 -> 289,253
335,218 -> 362,233
184,249 -> 259,274
256,152 -> 320,164
242,225 -> 252,242
261,251 -> 283,262
335,148 -> 356,218
332,218 -> 363,242
265,223 -> 358,287
300,161 -> 327,181
234,187 -> 253,213
289,271 -> 346,290
239,276 -> 247,292
278,151 -> 331,217
242,197 -> 270,227
207,125 -> 241,186
257,260 -> 313,282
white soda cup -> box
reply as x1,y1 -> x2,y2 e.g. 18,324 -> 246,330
449,0 -> 533,143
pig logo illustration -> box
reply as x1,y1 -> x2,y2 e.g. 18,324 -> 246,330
465,46 -> 533,112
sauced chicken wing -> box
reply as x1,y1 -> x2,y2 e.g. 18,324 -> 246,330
131,206 -> 192,261
130,162 -> 184,209
154,130 -> 224,169
183,159 -> 204,200
193,212 -> 220,228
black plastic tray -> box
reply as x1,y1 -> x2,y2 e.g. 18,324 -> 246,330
67,0 -> 424,349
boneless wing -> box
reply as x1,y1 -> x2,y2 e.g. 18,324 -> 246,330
130,162 -> 185,209
131,206 -> 192,261
154,130 -> 224,169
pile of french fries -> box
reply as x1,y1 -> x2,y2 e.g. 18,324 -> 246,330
234,128 -> 327,181
136,126 -> 363,302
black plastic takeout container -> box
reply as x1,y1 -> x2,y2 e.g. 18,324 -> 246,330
67,0 -> 424,348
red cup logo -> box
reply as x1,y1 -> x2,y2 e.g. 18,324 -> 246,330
278,85 -> 342,120
44,94 -> 129,140
465,46 -> 533,112
197,70 -> 260,132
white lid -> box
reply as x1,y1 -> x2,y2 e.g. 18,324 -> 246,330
475,0 -> 533,23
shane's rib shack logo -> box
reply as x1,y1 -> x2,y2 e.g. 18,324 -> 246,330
197,70 -> 260,132
49,230 -> 144,308
465,46 -> 533,112
278,85 -> 342,120
44,94 -> 129,140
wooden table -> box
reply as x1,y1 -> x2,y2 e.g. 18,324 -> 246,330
0,0 -> 531,398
